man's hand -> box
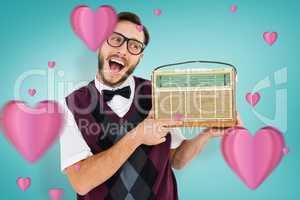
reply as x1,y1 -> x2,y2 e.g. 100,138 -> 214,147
130,109 -> 183,146
203,112 -> 243,138
64,109 -> 183,195
170,112 -> 243,170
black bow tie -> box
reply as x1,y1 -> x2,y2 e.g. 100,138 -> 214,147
102,86 -> 131,102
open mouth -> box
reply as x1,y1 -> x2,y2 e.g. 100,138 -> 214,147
108,58 -> 125,74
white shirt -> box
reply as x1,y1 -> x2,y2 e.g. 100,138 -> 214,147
95,74 -> 135,118
59,75 -> 186,172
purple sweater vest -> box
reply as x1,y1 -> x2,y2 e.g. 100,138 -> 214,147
65,76 -> 179,200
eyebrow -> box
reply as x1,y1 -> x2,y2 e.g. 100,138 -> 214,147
114,31 -> 144,44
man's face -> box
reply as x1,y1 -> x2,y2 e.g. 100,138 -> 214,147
98,20 -> 145,87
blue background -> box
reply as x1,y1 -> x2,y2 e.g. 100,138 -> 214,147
0,0 -> 299,199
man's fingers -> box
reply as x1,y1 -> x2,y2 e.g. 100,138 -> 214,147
147,108 -> 155,119
236,112 -> 243,126
159,129 -> 169,137
206,127 -> 227,137
158,119 -> 184,127
157,137 -> 166,144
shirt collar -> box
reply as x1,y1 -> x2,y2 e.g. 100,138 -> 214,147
94,74 -> 134,94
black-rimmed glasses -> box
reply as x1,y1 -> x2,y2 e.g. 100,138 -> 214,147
107,32 -> 146,55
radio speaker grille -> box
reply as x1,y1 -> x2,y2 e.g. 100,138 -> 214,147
156,89 -> 232,120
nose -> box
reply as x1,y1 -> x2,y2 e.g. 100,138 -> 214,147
116,41 -> 128,57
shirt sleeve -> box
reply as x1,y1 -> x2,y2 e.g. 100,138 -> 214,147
59,100 -> 93,173
169,128 -> 186,149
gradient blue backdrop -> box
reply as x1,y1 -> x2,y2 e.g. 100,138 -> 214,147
0,0 -> 299,199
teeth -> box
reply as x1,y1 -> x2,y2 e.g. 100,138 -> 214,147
110,58 -> 124,66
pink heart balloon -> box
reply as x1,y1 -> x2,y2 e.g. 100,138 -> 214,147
1,101 -> 64,163
263,32 -> 278,46
48,61 -> 56,68
48,188 -> 64,200
17,177 -> 31,191
75,163 -> 81,171
230,5 -> 238,12
0,112 -> 2,130
136,25 -> 144,32
245,92 -> 260,107
71,5 -> 117,51
282,147 -> 289,155
28,88 -> 36,96
221,126 -> 285,190
173,113 -> 184,121
154,9 -> 162,16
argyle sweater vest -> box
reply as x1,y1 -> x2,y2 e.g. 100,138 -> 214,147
65,76 -> 179,200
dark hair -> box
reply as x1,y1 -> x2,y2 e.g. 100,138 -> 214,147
117,12 -> 150,46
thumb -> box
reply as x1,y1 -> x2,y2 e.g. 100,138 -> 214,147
147,107 -> 155,119
236,112 -> 243,126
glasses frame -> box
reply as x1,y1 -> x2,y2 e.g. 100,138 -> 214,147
106,32 -> 146,55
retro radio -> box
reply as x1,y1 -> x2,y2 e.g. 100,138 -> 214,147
152,61 -> 237,127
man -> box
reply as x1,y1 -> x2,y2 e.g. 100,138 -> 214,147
60,12 -> 238,200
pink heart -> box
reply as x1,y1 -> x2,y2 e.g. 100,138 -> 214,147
173,113 -> 184,121
221,126 -> 285,190
154,9 -> 162,16
282,147 -> 289,155
136,25 -> 144,32
230,5 -> 238,12
71,5 -> 117,51
0,112 -> 2,130
263,32 -> 278,46
48,188 -> 64,200
1,101 -> 64,163
17,177 -> 31,191
75,163 -> 81,171
48,61 -> 56,68
245,92 -> 260,107
28,88 -> 36,96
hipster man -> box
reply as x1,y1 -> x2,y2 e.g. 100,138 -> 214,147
60,12 -> 240,200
